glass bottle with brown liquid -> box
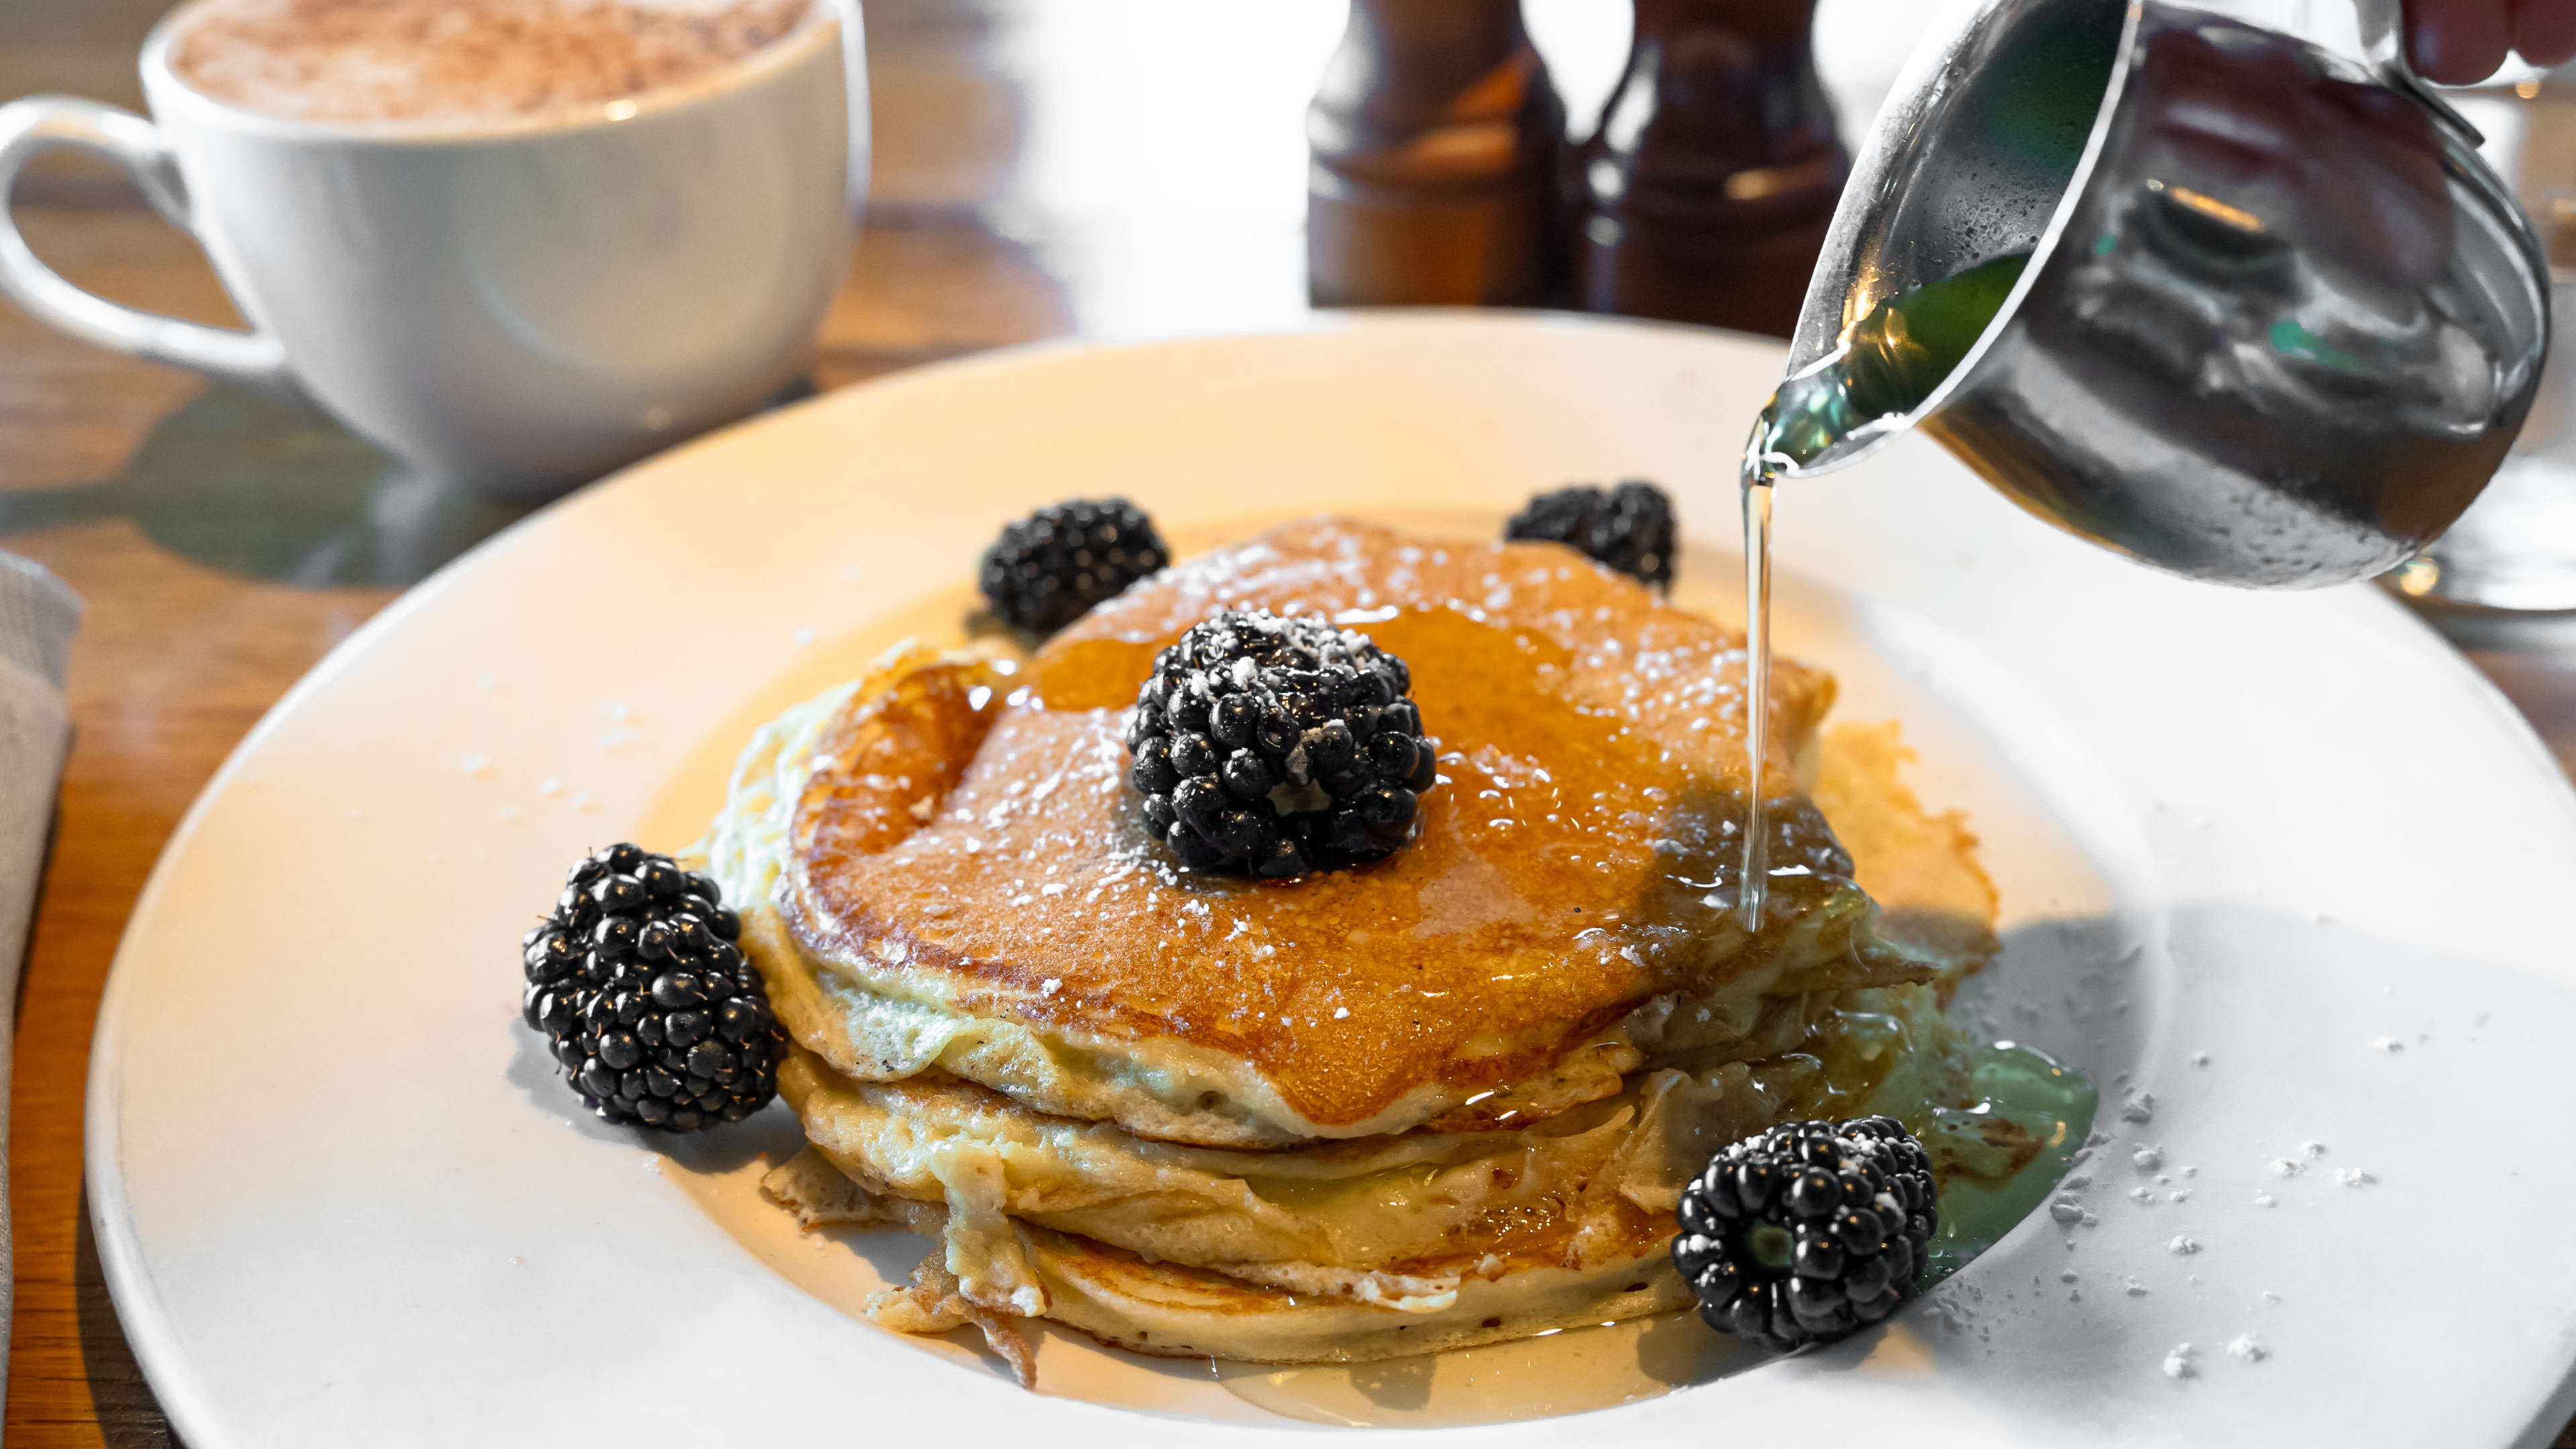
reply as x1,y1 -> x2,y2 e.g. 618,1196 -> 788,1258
1307,0 -> 1567,307
1572,0 -> 1849,338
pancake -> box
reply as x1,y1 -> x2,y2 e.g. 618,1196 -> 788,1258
767,973 -> 1977,1311
700,517 -> 2042,1381
707,519 -> 1943,1150
764,1144 -> 1701,1366
759,971 -> 2010,1373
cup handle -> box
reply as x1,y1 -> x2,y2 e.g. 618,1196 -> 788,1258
0,95 -> 297,398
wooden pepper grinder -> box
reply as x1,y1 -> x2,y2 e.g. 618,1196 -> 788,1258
1307,0 -> 1567,307
1572,0 -> 1850,337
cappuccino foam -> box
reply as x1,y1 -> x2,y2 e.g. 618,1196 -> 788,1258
168,0 -> 814,125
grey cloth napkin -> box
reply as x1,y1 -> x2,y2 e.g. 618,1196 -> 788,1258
0,550 -> 80,1416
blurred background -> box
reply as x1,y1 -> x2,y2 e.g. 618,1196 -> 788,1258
0,0 -> 1941,593
0,0 -> 1934,386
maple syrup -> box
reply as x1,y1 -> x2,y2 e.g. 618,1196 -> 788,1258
1735,249 -> 2035,926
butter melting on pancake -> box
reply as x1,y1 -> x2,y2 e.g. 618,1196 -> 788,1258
779,520 -> 1920,1142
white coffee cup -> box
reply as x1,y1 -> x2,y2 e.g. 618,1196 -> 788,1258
0,0 -> 866,496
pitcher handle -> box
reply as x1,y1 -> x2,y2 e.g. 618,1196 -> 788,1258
0,95 -> 297,397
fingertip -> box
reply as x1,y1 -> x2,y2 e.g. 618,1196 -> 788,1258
2408,0 -> 2515,83
2514,0 -> 2576,68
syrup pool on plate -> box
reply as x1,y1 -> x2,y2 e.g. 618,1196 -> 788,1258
1921,1040 -> 2100,1277
1213,1313 -> 1757,1428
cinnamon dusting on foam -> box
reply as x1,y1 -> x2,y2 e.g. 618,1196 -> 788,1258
168,0 -> 813,125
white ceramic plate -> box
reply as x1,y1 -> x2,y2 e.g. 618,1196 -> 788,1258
89,315 -> 2576,1446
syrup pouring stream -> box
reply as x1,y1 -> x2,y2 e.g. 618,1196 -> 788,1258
1736,466 -> 1774,931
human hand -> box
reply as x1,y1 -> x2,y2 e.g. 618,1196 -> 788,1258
2405,0 -> 2576,83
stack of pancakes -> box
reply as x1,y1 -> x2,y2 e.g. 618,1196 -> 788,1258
702,519 -> 1999,1381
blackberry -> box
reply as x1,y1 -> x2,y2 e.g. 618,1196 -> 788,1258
1672,1116 -> 1938,1352
978,498 -> 1169,634
1505,480 -> 1676,587
519,843 -> 785,1133
1124,609 -> 1438,877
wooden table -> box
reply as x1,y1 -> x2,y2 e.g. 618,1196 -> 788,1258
5,3 -> 2575,1444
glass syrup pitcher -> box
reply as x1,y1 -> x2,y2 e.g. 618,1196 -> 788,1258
1725,0 -> 2550,928
1750,0 -> 2551,588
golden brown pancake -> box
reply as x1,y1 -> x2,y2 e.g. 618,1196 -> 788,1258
698,535 -> 2035,1377
763,1141 -> 1704,1368
755,971 -> 1991,1373
767,519 -> 1931,1146
769,1039 -> 1825,1306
